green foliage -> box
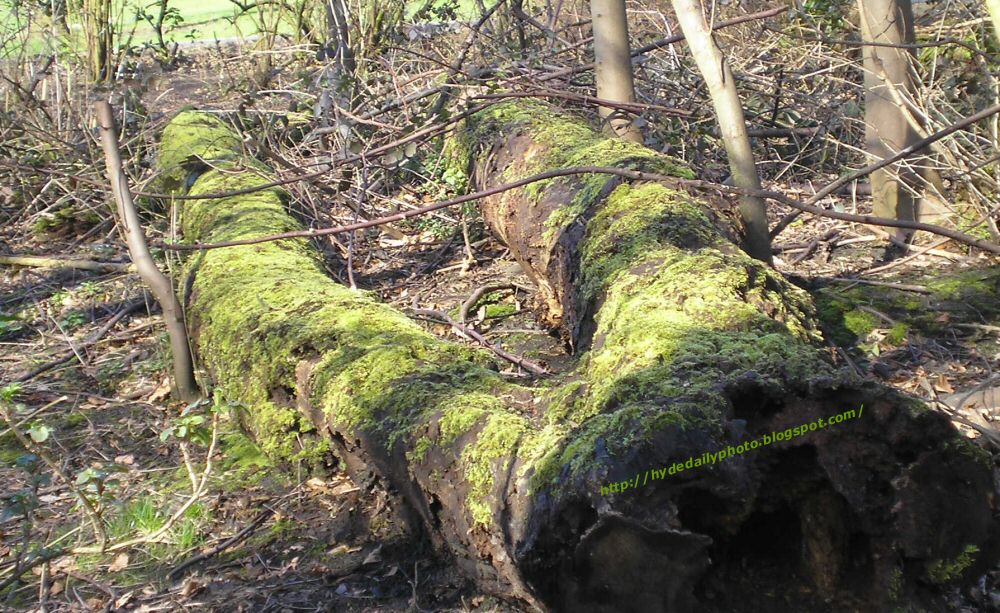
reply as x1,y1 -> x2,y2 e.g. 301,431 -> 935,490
107,497 -> 166,539
0,313 -> 25,339
798,0 -> 852,33
926,544 -> 979,584
75,463 -> 127,508
1,383 -> 22,403
58,311 -> 88,331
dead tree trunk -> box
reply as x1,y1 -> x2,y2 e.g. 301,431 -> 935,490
161,106 -> 999,613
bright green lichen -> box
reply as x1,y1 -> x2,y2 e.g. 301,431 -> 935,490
926,544 -> 978,584
462,411 -> 529,525
843,309 -> 879,338
886,322 -> 909,346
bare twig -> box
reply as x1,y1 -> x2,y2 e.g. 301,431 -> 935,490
412,307 -> 549,376
460,283 -> 520,324
160,164 -> 1000,255
15,296 -> 149,383
538,6 -> 787,82
168,507 -> 273,580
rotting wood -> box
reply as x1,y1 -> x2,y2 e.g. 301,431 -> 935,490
164,105 -> 999,613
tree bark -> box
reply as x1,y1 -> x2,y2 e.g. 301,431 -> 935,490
989,0 -> 1000,44
670,0 -> 772,264
857,0 -> 950,239
590,0 -> 644,143
163,105 -> 999,613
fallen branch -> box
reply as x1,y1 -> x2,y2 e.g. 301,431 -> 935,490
15,296 -> 149,383
473,90 -> 691,116
168,506 -> 273,580
460,283 -> 521,323
0,103 -> 491,204
770,101 -> 1000,238
0,255 -> 134,274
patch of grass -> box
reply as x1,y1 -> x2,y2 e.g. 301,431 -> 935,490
172,502 -> 210,550
107,497 -> 167,540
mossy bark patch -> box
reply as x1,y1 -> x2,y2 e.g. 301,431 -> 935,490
157,111 -> 243,194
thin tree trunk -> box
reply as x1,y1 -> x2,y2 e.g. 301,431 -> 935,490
670,0 -> 772,264
590,0 -> 644,143
857,0 -> 941,242
95,101 -> 200,402
987,0 -> 1000,46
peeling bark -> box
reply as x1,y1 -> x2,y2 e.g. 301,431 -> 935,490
162,106 -> 999,613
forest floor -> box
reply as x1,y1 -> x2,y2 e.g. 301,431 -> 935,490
2,41 -> 1000,613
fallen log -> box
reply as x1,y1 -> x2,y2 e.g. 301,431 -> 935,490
163,106 -> 999,613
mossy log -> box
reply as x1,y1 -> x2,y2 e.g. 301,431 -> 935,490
162,107 -> 998,613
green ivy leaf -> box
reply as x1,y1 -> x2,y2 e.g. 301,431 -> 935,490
27,423 -> 51,443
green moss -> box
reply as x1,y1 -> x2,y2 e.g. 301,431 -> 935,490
578,244 -> 825,421
843,309 -> 879,338
164,111 -> 524,518
943,436 -> 993,470
445,100 -> 697,248
162,103 -> 858,533
926,268 -> 1000,316
577,182 -> 724,306
813,267 -> 1000,348
0,433 -> 24,464
484,303 -> 516,318
220,431 -> 272,471
886,322 -> 909,346
409,435 -> 432,463
926,544 -> 978,584
544,379 -> 587,425
462,411 -> 529,525
32,206 -> 102,235
888,566 -> 904,602
157,111 -> 243,194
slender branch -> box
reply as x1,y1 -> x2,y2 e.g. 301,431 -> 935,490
460,283 -> 520,324
161,163 -> 1000,255
0,404 -> 108,550
764,23 -> 992,60
160,102 -> 1000,255
429,0 -> 508,117
71,411 -> 219,555
412,308 -> 549,376
94,101 -> 200,402
1,103 -> 492,204
472,90 -> 691,116
167,506 -> 273,580
15,297 -> 149,383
